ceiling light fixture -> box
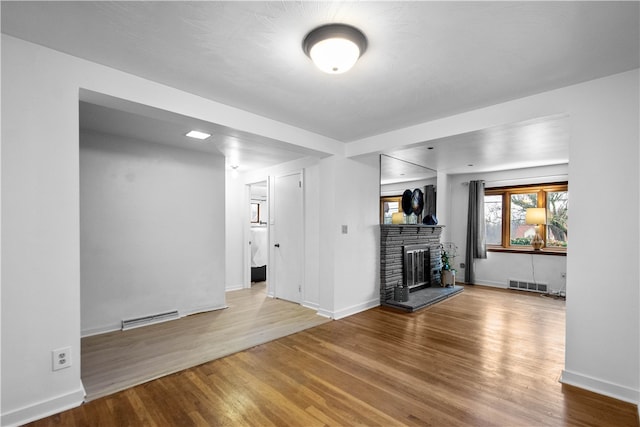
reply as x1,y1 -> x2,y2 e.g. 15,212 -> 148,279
185,130 -> 211,140
303,23 -> 367,74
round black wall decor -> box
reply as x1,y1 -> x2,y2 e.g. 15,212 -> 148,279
411,189 -> 424,215
401,189 -> 413,214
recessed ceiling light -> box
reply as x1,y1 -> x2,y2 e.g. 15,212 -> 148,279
468,164 -> 474,167
185,130 -> 211,140
303,24 -> 367,74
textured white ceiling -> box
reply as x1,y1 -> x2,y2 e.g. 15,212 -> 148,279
2,1 -> 638,174
79,101 -> 322,172
3,1 -> 638,142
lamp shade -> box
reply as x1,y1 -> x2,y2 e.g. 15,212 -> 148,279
391,212 -> 404,224
525,208 -> 547,225
303,24 -> 367,74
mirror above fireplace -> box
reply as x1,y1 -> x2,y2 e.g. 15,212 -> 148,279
380,154 -> 437,224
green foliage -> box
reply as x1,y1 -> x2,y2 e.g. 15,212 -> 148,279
547,240 -> 568,248
510,237 -> 532,246
440,242 -> 458,271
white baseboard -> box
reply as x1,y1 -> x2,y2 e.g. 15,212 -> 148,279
180,303 -> 227,317
329,298 -> 380,320
82,303 -> 228,337
301,300 -> 319,311
81,323 -> 121,337
472,280 -> 507,289
225,283 -> 244,292
1,385 -> 85,427
316,308 -> 333,319
560,369 -> 639,405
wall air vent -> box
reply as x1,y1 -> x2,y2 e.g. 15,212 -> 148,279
508,279 -> 548,294
121,310 -> 180,331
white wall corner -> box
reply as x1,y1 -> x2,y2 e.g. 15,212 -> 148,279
332,298 -> 380,320
81,323 -> 122,338
316,308 -> 335,319
301,301 -> 320,311
1,385 -> 85,427
560,369 -> 640,405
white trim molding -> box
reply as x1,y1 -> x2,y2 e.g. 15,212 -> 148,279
1,385 -> 85,427
225,283 -> 244,292
180,303 -> 228,318
560,369 -> 639,405
302,301 -> 320,311
330,298 -> 380,320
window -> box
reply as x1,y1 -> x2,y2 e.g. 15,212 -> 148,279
381,196 -> 403,224
484,194 -> 502,245
546,190 -> 569,248
485,182 -> 568,253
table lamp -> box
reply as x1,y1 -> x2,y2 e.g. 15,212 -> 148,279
525,207 -> 547,251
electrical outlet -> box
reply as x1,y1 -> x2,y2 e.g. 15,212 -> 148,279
561,272 -> 566,278
459,263 -> 466,269
52,347 -> 71,371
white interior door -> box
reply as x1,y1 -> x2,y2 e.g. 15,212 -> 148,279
272,172 -> 303,303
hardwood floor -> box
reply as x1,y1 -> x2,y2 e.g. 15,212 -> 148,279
81,282 -> 330,401
29,285 -> 638,426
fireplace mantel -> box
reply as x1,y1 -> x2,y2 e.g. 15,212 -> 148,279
380,224 -> 444,231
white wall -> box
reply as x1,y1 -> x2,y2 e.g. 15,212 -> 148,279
225,170 -> 247,291
1,35 -> 340,426
302,164 -> 321,309
2,31 -> 639,425
561,71 -> 639,403
242,153 -> 379,320
80,131 -> 226,336
229,157 -> 325,305
447,164 -> 568,293
347,69 -> 639,405
0,5 -> 4,417
330,154 -> 380,319
436,171 -> 452,242
2,36 -> 86,426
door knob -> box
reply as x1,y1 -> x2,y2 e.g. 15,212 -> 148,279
274,243 -> 280,248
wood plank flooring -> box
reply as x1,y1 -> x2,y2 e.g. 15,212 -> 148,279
81,282 -> 330,401
29,285 -> 638,426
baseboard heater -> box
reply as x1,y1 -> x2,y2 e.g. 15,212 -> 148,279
508,279 -> 548,293
121,310 -> 180,331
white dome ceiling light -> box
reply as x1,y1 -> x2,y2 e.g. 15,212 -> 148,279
303,24 -> 367,74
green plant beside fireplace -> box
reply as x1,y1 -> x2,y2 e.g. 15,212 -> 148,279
440,242 -> 457,272
440,242 -> 458,287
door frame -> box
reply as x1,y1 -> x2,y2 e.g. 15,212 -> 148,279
268,170 -> 305,303
245,179 -> 270,290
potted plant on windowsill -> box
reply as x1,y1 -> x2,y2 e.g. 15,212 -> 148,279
441,242 -> 458,287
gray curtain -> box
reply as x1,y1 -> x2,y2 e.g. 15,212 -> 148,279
465,180 -> 487,283
424,185 -> 436,217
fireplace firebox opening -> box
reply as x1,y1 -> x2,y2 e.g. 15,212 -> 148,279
403,244 -> 431,292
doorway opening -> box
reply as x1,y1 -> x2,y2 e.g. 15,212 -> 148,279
249,181 -> 268,287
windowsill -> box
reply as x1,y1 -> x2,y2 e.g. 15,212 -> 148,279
487,247 -> 567,256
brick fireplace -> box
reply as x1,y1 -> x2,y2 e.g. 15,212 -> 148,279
380,224 -> 444,303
